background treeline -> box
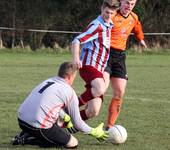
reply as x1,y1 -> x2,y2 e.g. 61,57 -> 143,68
0,0 -> 169,50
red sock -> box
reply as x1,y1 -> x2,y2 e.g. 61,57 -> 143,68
80,110 -> 88,120
79,88 -> 94,106
107,98 -> 122,128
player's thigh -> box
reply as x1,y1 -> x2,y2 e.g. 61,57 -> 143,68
40,124 -> 71,146
91,78 -> 106,95
110,51 -> 128,80
103,71 -> 110,90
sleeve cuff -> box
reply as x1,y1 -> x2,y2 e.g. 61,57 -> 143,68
72,38 -> 80,44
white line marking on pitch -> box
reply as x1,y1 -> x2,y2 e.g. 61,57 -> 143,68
76,92 -> 170,104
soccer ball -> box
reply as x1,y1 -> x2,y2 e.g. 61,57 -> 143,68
108,125 -> 127,144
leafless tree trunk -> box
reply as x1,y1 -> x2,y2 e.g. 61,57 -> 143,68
12,0 -> 16,48
0,31 -> 3,48
19,31 -> 24,49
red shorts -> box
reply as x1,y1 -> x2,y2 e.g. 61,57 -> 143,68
79,65 -> 103,88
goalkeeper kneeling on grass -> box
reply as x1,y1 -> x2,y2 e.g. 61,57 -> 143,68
11,62 -> 108,149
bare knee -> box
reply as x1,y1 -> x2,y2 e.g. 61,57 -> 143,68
85,97 -> 102,118
66,135 -> 78,148
114,88 -> 125,98
92,84 -> 106,97
111,78 -> 127,99
86,110 -> 99,118
86,106 -> 100,118
97,87 -> 106,96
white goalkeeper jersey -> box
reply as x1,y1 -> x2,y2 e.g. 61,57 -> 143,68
18,76 -> 92,134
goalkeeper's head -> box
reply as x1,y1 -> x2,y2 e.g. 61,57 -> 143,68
58,62 -> 78,86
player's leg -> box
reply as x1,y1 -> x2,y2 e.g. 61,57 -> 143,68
82,77 -> 105,118
80,78 -> 105,120
78,66 -> 106,106
106,77 -> 127,128
103,71 -> 110,90
39,124 -> 78,148
11,130 -> 38,145
12,119 -> 43,146
105,49 -> 127,129
91,77 -> 106,97
66,134 -> 78,148
17,119 -> 78,148
85,97 -> 102,119
79,66 -> 106,120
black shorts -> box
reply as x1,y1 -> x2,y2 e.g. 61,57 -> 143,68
18,118 -> 71,147
105,48 -> 128,80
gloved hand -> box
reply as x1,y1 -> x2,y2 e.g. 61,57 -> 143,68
63,114 -> 73,128
62,113 -> 78,134
90,123 -> 109,142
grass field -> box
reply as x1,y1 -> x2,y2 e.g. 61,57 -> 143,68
0,50 -> 170,150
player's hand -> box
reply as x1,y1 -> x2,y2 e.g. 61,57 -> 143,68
140,40 -> 147,48
63,114 -> 79,134
73,59 -> 82,69
63,114 -> 73,129
90,123 -> 109,142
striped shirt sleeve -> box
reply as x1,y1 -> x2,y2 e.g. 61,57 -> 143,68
75,22 -> 102,44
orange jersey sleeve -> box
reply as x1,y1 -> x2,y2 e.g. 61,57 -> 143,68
110,11 -> 144,51
132,20 -> 144,41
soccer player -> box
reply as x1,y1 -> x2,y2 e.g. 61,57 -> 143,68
12,62 -> 108,148
71,0 -> 119,120
104,0 -> 147,129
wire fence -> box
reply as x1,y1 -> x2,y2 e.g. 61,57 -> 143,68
0,27 -> 170,35
0,26 -> 169,50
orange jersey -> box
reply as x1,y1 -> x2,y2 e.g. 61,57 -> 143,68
110,11 -> 144,51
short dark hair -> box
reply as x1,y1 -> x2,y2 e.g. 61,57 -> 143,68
58,62 -> 77,78
102,0 -> 120,9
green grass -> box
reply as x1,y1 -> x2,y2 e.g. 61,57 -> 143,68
0,51 -> 170,150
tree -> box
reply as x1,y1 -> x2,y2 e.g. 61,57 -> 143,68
0,0 -> 169,50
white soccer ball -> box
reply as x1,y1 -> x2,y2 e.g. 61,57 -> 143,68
108,125 -> 127,144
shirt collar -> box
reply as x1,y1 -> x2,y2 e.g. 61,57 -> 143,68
53,76 -> 66,83
97,15 -> 113,28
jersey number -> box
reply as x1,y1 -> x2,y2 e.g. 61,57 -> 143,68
39,81 -> 55,93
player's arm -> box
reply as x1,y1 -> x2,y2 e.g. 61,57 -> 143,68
67,90 -> 92,133
132,20 -> 147,48
71,23 -> 99,68
71,39 -> 82,69
66,90 -> 108,141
